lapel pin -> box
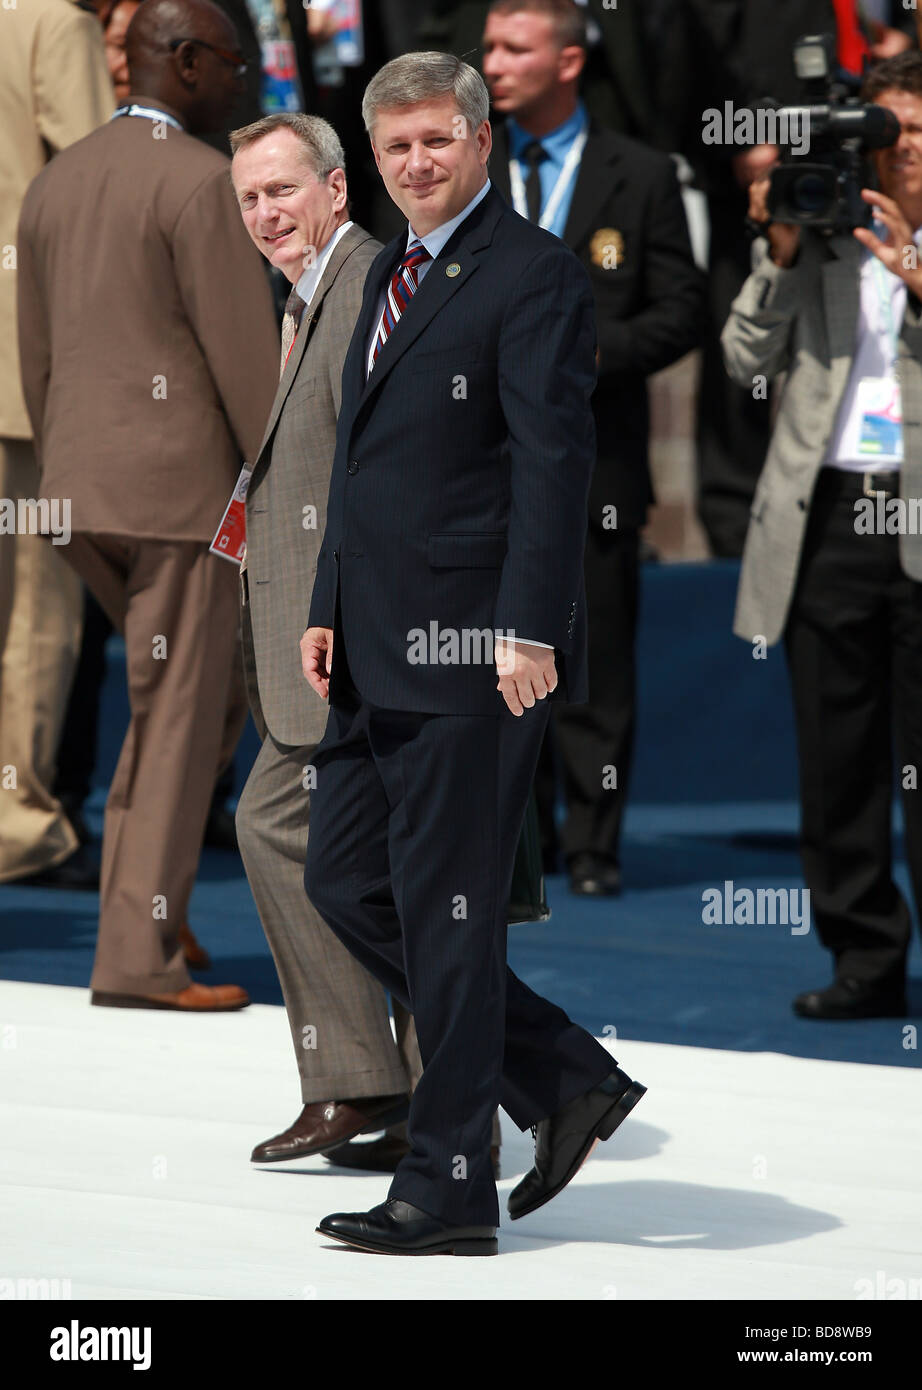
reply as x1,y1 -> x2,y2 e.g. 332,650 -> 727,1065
446,262 -> 461,278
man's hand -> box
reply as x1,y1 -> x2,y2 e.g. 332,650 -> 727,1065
301,626 -> 334,699
748,168 -> 801,268
854,188 -> 922,296
495,638 -> 557,717
732,143 -> 779,190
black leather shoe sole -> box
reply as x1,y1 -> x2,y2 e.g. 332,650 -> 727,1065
793,992 -> 906,1020
316,1225 -> 498,1256
509,1079 -> 647,1221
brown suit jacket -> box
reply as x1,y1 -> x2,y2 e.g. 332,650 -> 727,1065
16,97 -> 279,541
0,0 -> 113,440
243,222 -> 382,747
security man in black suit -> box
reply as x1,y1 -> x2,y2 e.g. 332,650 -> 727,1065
300,51 -> 646,1256
484,0 -> 704,895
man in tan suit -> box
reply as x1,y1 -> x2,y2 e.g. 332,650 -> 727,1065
16,0 -> 279,1011
722,53 -> 922,1021
231,113 -> 419,1162
0,0 -> 113,887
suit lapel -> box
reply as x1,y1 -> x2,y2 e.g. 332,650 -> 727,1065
340,234 -> 402,427
560,127 -> 625,252
254,225 -> 376,465
349,187 -> 504,425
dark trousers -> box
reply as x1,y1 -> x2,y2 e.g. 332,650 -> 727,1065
696,194 -> 772,558
54,588 -> 112,808
537,524 -> 639,866
784,468 -> 922,990
303,674 -> 614,1226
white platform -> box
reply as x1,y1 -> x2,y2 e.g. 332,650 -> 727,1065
0,981 -> 919,1301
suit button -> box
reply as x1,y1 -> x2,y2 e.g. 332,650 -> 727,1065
332,550 -> 339,562
347,460 -> 359,475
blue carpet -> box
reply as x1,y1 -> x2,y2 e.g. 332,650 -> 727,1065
2,560 -> 920,1069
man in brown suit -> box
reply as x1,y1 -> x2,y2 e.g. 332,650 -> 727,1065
16,0 -> 279,1011
230,113 -> 417,1162
0,0 -> 113,887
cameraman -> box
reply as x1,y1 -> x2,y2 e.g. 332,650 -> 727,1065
722,51 -> 922,1021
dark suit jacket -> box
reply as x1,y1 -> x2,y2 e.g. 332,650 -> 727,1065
308,185 -> 597,716
492,123 -> 704,529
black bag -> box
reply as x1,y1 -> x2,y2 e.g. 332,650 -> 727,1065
507,791 -> 550,924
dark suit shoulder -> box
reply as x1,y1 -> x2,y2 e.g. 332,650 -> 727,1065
585,126 -> 677,185
341,228 -> 384,271
489,191 -> 588,274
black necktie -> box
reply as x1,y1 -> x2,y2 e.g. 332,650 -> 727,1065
521,139 -> 548,224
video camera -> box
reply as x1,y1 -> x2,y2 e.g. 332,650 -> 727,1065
765,33 -> 900,233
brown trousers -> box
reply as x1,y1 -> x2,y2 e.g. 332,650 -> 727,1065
65,533 -> 246,994
0,438 -> 82,880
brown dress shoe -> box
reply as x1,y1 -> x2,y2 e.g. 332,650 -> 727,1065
179,923 -> 211,970
324,1135 -> 502,1179
90,982 -> 249,1011
250,1096 -> 410,1163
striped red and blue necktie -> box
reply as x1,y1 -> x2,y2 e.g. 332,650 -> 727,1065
370,238 -> 432,368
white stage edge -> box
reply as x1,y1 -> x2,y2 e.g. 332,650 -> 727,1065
1,981 -> 919,1301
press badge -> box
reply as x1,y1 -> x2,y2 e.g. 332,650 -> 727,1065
210,462 -> 252,566
857,378 -> 903,460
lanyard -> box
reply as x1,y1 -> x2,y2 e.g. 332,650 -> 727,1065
509,121 -> 588,232
111,104 -> 184,131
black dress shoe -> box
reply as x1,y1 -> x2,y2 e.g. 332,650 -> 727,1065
251,1095 -> 409,1162
568,853 -> 621,897
508,1066 -> 646,1221
18,843 -> 100,891
324,1135 -> 502,1179
793,977 -> 907,1020
317,1199 -> 497,1256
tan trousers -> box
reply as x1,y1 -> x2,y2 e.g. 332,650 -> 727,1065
0,437 -> 82,881
65,533 -> 247,995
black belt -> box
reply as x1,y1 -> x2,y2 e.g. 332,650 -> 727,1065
817,466 -> 900,499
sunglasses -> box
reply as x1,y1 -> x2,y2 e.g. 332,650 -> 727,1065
169,37 -> 248,78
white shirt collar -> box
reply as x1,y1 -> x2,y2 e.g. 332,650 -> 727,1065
295,220 -> 354,307
407,180 -> 491,260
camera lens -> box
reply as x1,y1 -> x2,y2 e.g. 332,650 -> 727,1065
791,171 -> 830,214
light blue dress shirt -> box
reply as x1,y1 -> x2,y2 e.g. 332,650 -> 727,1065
506,100 -> 588,240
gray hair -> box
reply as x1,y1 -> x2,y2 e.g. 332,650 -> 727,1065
229,112 -> 346,179
362,52 -> 489,137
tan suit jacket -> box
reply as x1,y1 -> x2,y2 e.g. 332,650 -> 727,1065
722,234 -> 922,645
0,0 -> 113,439
243,222 -> 382,746
16,98 -> 279,540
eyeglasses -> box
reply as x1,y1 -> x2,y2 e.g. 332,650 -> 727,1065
169,38 -> 248,78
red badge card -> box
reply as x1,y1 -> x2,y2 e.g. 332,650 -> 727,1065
210,463 -> 253,567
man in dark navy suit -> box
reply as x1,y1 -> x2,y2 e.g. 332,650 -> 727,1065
301,51 -> 645,1257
